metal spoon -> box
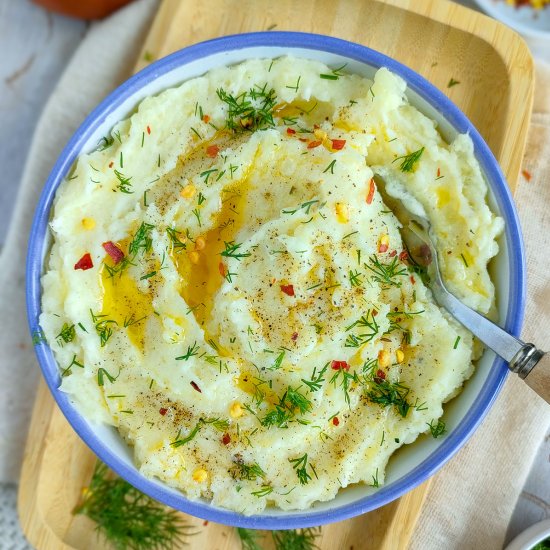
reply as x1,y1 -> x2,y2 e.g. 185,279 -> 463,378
373,174 -> 550,404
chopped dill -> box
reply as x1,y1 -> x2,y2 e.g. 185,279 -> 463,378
365,255 -> 407,288
114,169 -> 133,194
56,322 -> 75,346
97,135 -> 114,151
216,84 -> 277,133
166,227 -> 187,251
319,63 -> 347,80
301,363 -> 328,392
323,159 -> 336,174
393,147 -> 424,172
231,460 -> 266,481
428,419 -> 447,438
288,453 -> 313,485
220,241 -> 251,260
175,341 -> 200,361
366,379 -> 412,418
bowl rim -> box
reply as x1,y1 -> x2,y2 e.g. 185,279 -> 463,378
26,31 -> 526,529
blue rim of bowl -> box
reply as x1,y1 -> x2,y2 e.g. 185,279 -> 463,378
26,31 -> 526,529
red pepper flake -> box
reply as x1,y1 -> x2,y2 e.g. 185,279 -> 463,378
372,309 -> 378,317
147,125 -> 151,135
206,144 -> 219,158
366,178 -> 375,205
218,262 -> 227,277
307,140 -> 322,149
102,241 -> 124,264
437,167 -> 441,178
410,275 -> 416,285
202,115 -> 210,124
74,253 -> 93,271
298,137 -> 309,143
286,127 -> 296,135
374,369 -> 386,384
331,360 -> 350,371
399,250 -> 409,262
313,124 -> 320,130
159,407 -> 168,416
331,139 -> 346,150
190,381 -> 202,393
280,284 -> 295,297
203,520 -> 209,526
108,161 -> 114,168
222,433 -> 231,445
389,250 -> 397,257
291,332 -> 298,341
522,169 -> 532,182
332,416 -> 340,426
378,242 -> 389,253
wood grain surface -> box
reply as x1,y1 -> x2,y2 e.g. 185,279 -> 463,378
18,0 -> 534,548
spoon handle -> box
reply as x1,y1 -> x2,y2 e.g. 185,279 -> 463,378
524,353 -> 550,404
431,279 -> 524,363
432,280 -> 550,404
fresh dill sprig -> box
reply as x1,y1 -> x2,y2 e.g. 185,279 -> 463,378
73,461 -> 194,550
393,147 -> 424,172
329,369 -> 359,406
272,528 -> 321,550
261,386 -> 312,428
344,310 -> 379,348
114,169 -> 133,194
166,227 -> 187,251
90,310 -> 118,347
268,350 -> 285,371
221,241 -> 251,260
56,322 -> 75,346
301,363 -> 328,392
128,222 -> 155,257
236,527 -> 322,550
251,485 -> 274,498
428,419 -> 447,438
366,379 -> 412,418
348,269 -> 363,287
288,453 -> 315,485
175,341 -> 200,361
236,527 -> 264,550
170,417 -> 229,447
231,460 -> 266,481
282,199 -> 320,216
366,255 -> 407,288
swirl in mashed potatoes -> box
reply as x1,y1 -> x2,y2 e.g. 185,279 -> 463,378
40,57 -> 503,513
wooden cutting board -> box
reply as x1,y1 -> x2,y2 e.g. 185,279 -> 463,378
18,0 -> 533,548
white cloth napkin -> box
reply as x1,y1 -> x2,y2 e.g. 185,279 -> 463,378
0,1 -> 548,548
0,0 -> 159,483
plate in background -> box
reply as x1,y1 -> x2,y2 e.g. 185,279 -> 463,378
472,0 -> 550,39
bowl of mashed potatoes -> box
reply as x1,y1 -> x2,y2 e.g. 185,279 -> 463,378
27,32 -> 525,528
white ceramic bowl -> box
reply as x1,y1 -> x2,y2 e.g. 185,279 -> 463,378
26,32 -> 526,529
506,519 -> 550,550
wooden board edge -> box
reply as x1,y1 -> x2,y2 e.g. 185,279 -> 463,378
17,379 -> 73,550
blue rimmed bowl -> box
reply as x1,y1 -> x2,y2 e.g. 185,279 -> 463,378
26,32 -> 525,529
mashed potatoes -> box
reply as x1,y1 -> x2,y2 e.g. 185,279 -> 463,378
40,57 -> 503,513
